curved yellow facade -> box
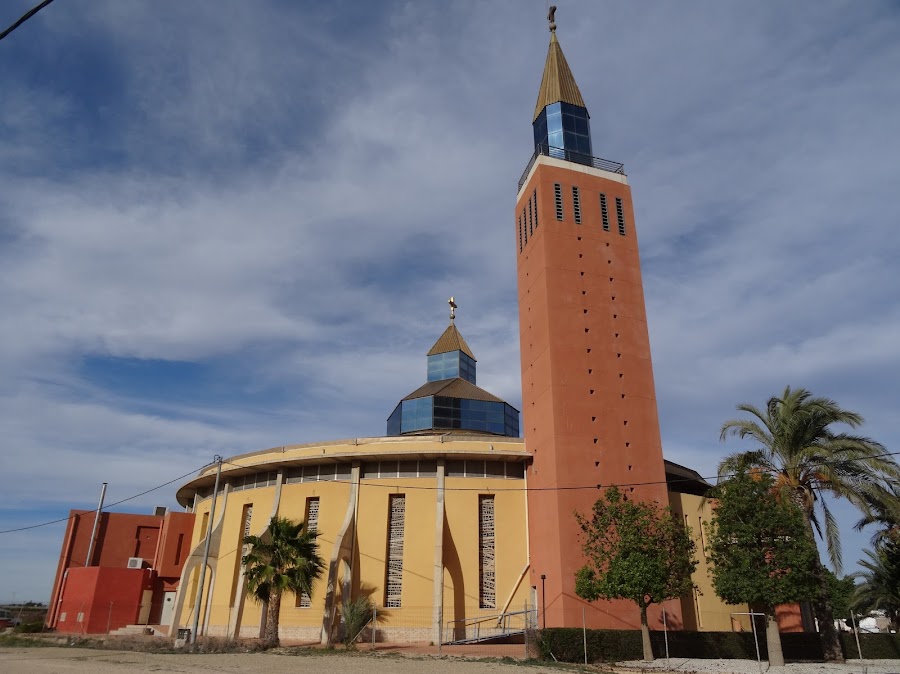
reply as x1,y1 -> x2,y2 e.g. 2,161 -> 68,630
169,435 -> 746,643
171,434 -> 533,643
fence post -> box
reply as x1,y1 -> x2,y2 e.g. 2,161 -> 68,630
107,601 -> 114,635
582,607 -> 587,665
524,602 -> 528,660
750,614 -> 761,674
372,606 -> 377,651
851,611 -> 864,661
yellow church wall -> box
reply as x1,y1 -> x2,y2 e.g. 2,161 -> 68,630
443,478 -> 529,621
276,480 -> 352,628
668,491 -> 750,632
172,436 -> 534,642
355,477 -> 438,631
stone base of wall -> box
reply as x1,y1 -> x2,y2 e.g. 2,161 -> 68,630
194,624 -> 440,644
373,626 -> 432,643
278,625 -> 322,642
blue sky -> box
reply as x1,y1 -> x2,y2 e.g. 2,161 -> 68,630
1,1 -> 899,603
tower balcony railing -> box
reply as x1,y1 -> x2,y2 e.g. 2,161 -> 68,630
518,144 -> 625,191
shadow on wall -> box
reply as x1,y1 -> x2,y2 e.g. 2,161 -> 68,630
442,511 -> 466,641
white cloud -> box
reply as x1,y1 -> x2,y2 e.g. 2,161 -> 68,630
1,0 -> 899,600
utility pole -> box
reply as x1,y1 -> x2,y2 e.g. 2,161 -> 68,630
84,482 -> 108,567
190,456 -> 222,644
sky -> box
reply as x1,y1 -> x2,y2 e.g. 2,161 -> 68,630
1,0 -> 899,604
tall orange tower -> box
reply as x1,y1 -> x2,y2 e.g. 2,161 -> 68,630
517,8 -> 677,629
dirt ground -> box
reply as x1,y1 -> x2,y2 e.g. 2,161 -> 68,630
0,647 -> 580,674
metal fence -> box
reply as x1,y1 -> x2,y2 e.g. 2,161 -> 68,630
518,144 -> 626,191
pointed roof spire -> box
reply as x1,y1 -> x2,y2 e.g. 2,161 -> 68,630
533,6 -> 587,122
426,297 -> 475,359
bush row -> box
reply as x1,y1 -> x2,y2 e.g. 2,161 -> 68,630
535,628 -> 900,663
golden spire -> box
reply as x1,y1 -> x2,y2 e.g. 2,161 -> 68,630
532,6 -> 587,122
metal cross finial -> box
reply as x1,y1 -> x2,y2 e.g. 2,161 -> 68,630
448,296 -> 457,321
548,5 -> 557,32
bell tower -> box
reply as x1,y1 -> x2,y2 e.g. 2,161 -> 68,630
516,7 -> 678,629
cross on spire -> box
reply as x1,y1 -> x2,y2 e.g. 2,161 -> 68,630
548,5 -> 557,32
448,296 -> 457,321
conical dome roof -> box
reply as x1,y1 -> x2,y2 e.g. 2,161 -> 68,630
532,30 -> 587,122
426,323 -> 476,361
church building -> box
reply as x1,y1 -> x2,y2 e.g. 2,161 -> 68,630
49,9 -> 760,642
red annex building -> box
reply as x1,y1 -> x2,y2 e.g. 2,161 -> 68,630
46,508 -> 193,634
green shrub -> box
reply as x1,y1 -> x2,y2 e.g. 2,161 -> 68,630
840,633 -> 900,659
537,628 -> 642,662
341,596 -> 375,647
536,628 -> 900,663
13,620 -> 45,634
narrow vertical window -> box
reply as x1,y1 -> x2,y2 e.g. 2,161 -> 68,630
600,194 -> 610,231
385,494 -> 406,608
298,498 -> 320,607
518,214 -> 523,252
616,197 -> 626,235
232,504 -> 253,607
522,208 -> 527,246
554,183 -> 564,221
528,195 -> 533,236
479,496 -> 496,609
200,511 -> 210,539
242,505 -> 253,545
572,186 -> 582,224
533,189 -> 539,229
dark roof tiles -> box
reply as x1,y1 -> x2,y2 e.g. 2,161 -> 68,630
427,323 -> 476,360
402,377 -> 505,404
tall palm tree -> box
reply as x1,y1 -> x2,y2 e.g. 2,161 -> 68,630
242,515 -> 325,648
852,542 -> 900,633
855,484 -> 900,546
718,386 -> 898,662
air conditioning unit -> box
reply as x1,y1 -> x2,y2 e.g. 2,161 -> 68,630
127,557 -> 144,569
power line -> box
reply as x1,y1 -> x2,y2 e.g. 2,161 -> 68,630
0,463 -> 210,535
7,448 -> 897,536
0,0 -> 57,43
215,449 -> 900,494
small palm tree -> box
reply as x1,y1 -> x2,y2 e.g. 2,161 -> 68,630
718,386 -> 899,661
852,542 -> 900,633
242,515 -> 325,648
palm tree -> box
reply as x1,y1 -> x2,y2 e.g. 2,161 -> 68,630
718,386 -> 899,662
855,484 -> 900,546
242,515 -> 325,648
852,542 -> 900,633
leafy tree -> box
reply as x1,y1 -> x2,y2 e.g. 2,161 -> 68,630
852,541 -> 900,633
575,487 -> 697,662
718,386 -> 898,661
706,471 -> 820,667
823,570 -> 857,627
242,515 -> 325,648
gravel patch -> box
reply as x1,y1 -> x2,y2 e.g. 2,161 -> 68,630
0,648 -> 571,674
617,658 -> 900,674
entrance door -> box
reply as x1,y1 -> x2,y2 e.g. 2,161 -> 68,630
138,590 -> 153,625
159,591 -> 176,626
